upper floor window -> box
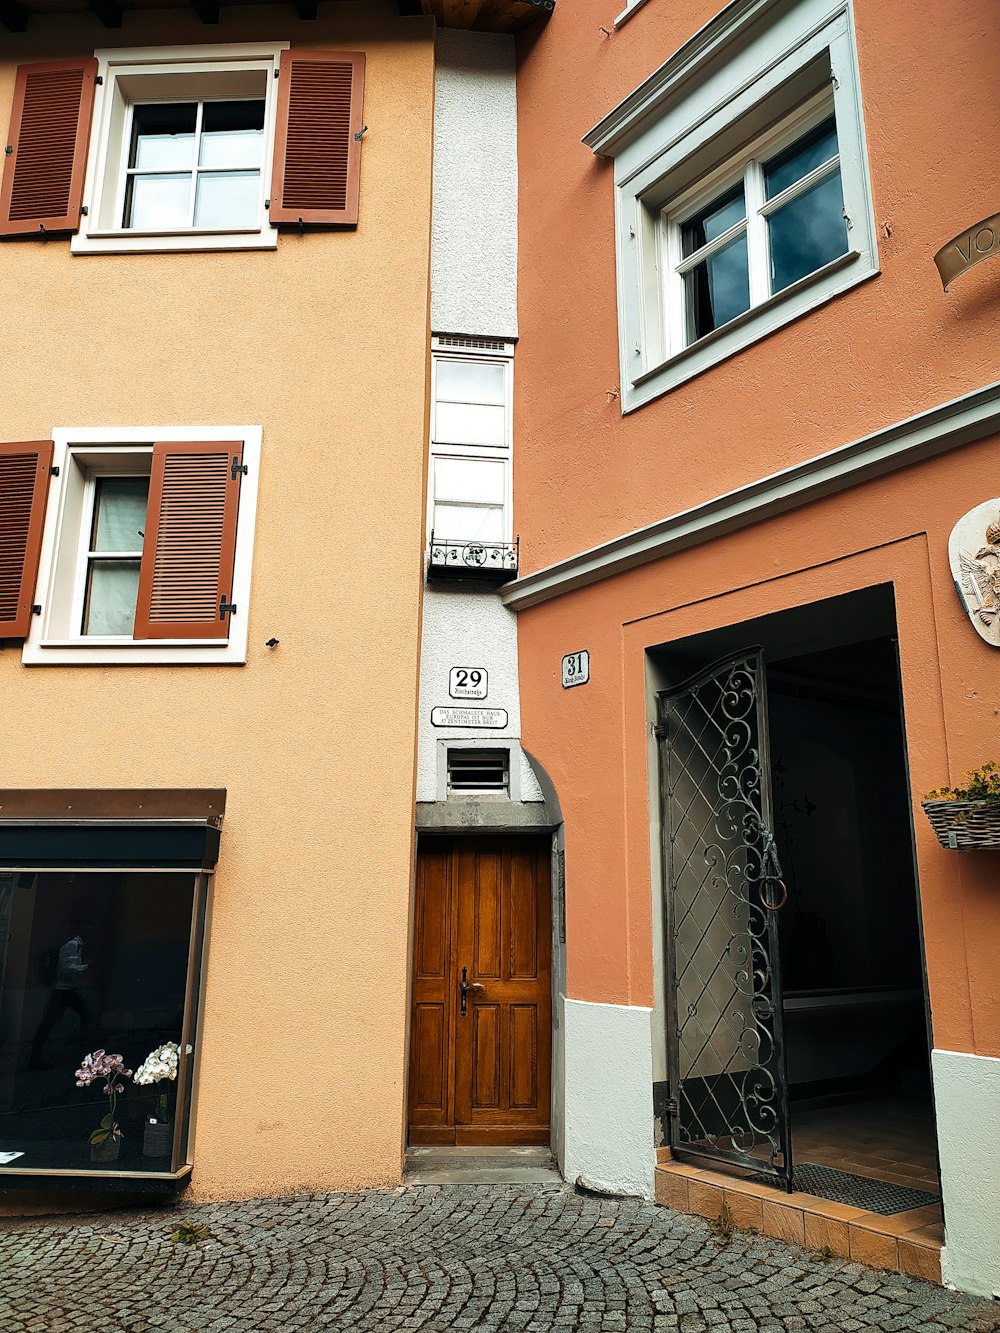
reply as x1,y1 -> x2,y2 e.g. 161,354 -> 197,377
427,337 -> 518,584
4,427 -> 262,666
584,0 -> 878,411
0,46 -> 366,253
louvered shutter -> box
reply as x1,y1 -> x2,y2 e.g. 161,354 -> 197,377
133,442 -> 243,641
270,50 -> 365,228
0,60 -> 98,237
0,440 -> 53,638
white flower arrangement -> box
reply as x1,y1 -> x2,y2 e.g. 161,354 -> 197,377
134,1041 -> 180,1085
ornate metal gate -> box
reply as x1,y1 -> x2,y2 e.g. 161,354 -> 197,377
656,649 -> 792,1187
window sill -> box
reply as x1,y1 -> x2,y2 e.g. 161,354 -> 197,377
0,1163 -> 192,1194
614,0 -> 652,28
71,227 -> 277,255
23,640 -> 245,666
626,249 -> 875,411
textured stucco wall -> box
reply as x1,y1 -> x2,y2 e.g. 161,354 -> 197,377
933,1048 -> 1000,1298
430,28 -> 518,339
563,997 -> 655,1199
0,2 -> 435,1207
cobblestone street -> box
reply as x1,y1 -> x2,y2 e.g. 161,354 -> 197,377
3,1183 -> 999,1333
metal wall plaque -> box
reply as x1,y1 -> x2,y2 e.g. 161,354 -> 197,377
431,706 -> 508,729
950,499 -> 1000,646
935,211 -> 1000,290
449,667 -> 488,699
561,650 -> 589,688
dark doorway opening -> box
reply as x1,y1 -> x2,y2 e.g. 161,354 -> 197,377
652,584 -> 938,1203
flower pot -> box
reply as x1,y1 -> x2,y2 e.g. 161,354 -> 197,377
922,798 -> 1000,850
143,1119 -> 172,1159
90,1134 -> 120,1163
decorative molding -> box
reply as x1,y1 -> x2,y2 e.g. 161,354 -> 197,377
501,380 -> 1000,610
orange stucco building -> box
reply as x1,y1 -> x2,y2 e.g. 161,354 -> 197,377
506,0 -> 1000,1298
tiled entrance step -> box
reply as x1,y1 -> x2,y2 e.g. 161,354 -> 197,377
655,1156 -> 943,1285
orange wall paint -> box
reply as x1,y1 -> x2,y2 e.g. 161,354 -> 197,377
516,438 -> 1000,1060
513,0 -> 1000,572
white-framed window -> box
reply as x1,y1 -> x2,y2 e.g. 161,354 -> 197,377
72,43 -> 286,255
586,0 -> 878,411
428,337 -> 514,547
23,426 -> 261,666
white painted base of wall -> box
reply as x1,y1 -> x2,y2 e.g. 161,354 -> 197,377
932,1047 -> 1000,1298
562,997 -> 655,1199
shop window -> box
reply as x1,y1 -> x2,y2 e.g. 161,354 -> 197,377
0,868 -> 207,1180
586,0 -> 878,410
14,426 -> 261,666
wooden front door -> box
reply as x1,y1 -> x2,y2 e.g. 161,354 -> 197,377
408,837 -> 551,1146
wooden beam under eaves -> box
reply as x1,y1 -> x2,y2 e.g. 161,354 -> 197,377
0,0 -> 27,32
191,0 -> 220,21
87,0 -> 122,25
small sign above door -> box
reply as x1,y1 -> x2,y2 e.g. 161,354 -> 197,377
431,706 -> 508,729
562,650 -> 590,688
449,667 -> 488,700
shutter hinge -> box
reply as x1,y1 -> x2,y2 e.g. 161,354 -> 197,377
354,125 -> 368,142
4,146 -> 11,156
95,75 -> 103,85
220,595 -> 237,621
274,67 -> 280,78
653,722 -> 668,739
264,199 -> 270,209
81,206 -> 88,217
231,456 -> 248,481
31,604 -> 42,616
50,465 -> 60,476
665,1097 -> 678,1116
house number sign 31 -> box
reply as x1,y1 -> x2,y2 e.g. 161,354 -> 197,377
449,667 -> 488,699
562,650 -> 589,688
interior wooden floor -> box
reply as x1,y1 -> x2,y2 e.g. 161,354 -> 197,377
790,1093 -> 939,1195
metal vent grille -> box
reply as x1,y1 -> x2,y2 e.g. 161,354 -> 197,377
433,335 -> 509,352
447,749 -> 510,793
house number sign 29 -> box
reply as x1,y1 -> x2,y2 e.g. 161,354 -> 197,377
449,667 -> 488,699
562,650 -> 589,688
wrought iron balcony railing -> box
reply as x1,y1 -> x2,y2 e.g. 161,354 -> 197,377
427,532 -> 519,584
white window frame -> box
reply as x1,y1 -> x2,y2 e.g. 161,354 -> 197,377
586,0 -> 878,412
72,43 -> 287,256
427,339 -> 515,546
614,0 -> 653,27
23,426 -> 262,666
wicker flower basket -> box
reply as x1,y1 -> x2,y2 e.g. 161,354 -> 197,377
922,798 -> 1000,850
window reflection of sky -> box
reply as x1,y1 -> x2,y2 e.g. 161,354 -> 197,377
686,234 -> 751,340
769,170 -> 847,293
765,118 -> 838,199
682,185 -> 746,258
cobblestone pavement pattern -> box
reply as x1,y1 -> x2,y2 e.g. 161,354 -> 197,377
3,1183 -> 1000,1332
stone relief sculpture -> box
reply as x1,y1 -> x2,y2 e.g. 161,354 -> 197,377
949,501 -> 1000,646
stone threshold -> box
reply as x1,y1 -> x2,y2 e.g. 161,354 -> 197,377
654,1153 -> 943,1285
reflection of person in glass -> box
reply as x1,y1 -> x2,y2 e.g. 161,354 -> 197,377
29,927 -> 90,1069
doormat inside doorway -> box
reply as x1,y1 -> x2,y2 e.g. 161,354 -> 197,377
748,1163 -> 940,1216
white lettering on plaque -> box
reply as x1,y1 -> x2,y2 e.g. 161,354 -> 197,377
449,667 -> 488,699
431,707 -> 508,729
562,650 -> 590,688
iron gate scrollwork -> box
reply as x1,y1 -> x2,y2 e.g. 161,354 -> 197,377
656,649 -> 792,1187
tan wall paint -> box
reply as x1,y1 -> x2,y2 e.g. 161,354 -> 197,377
516,439 -> 1000,1060
0,3 -> 436,1204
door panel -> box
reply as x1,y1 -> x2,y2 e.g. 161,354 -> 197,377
656,648 -> 792,1187
408,837 -> 551,1147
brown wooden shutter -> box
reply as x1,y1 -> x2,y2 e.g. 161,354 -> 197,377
133,443 -> 243,641
0,59 -> 98,238
269,50 -> 365,228
0,440 -> 53,638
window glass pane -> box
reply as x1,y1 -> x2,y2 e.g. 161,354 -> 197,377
768,168 -> 848,294
681,184 -> 746,258
436,361 -> 506,406
433,503 -> 505,542
124,173 -> 192,230
193,171 -> 261,228
434,402 -> 506,447
764,116 -> 839,200
83,560 -> 141,636
0,871 -> 199,1174
199,101 -> 266,169
684,232 -> 750,342
434,457 -> 505,504
91,477 -> 149,554
129,103 -> 197,171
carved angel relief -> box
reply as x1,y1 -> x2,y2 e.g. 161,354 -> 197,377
949,501 -> 1000,647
